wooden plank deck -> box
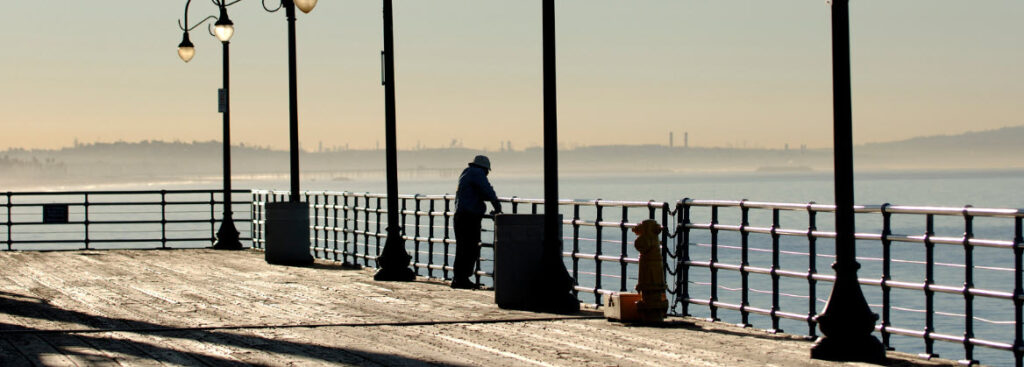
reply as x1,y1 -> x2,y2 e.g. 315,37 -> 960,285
0,249 -> 959,366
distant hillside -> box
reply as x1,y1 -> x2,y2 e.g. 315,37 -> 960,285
856,125 -> 1023,171
2,126 -> 1022,188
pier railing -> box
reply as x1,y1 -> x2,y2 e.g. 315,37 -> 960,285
252,189 -> 1023,366
1,189 -> 252,250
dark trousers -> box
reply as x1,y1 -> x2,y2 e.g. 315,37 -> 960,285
453,212 -> 482,281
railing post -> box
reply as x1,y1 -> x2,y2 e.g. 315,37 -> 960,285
880,203 -> 892,349
770,207 -> 782,333
368,195 -> 375,266
660,202 -> 670,307
739,200 -> 751,327
960,206 -> 977,365
342,193 -> 350,264
252,192 -> 258,248
594,201 -> 604,305
333,195 -> 340,262
161,190 -> 168,249
679,200 -> 691,316
709,205 -> 720,321
922,214 -> 937,359
620,206 -> 629,292
374,196 -> 383,265
304,192 -> 311,250
209,192 -> 216,244
362,196 -> 370,264
427,198 -> 435,279
5,192 -> 12,251
413,194 -> 422,275
807,202 -> 818,337
443,196 -> 452,279
1014,217 -> 1023,367
572,203 -> 580,294
83,193 -> 90,249
313,194 -> 321,258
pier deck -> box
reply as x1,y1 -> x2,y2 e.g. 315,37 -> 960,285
0,249 -> 956,366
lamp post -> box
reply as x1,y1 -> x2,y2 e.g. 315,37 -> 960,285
177,0 -> 242,250
542,0 -> 558,269
262,0 -> 317,202
260,0 -> 317,265
373,0 -> 415,281
810,0 -> 885,362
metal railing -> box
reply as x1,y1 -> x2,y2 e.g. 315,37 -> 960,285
252,189 -> 1023,366
675,200 -> 1023,366
1,189 -> 252,250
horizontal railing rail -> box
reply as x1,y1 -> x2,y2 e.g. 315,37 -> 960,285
251,189 -> 1023,366
1,189 -> 252,250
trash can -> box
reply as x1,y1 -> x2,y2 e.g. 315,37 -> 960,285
494,214 -> 578,313
264,201 -> 314,265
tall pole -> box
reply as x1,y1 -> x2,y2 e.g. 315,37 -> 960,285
810,1 -> 885,362
214,38 -> 242,250
542,0 -> 558,254
374,0 -> 415,281
285,0 -> 301,202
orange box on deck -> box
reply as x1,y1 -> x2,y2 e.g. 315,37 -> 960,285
603,292 -> 641,322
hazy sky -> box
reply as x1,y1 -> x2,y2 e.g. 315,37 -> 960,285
2,1 -> 1021,151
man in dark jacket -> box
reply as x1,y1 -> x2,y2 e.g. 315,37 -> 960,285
452,155 -> 502,289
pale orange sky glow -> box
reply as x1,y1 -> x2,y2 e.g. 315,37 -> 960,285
1,1 -> 1021,151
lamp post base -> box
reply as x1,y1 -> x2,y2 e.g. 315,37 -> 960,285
373,266 -> 415,281
373,236 -> 415,281
811,262 -> 886,363
810,334 -> 886,363
213,217 -> 243,250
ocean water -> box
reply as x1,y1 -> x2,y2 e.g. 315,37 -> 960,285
7,168 -> 1024,365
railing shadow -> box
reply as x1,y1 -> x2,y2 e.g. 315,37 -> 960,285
0,291 -> 468,366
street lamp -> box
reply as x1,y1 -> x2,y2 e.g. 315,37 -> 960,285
213,5 -> 235,42
260,0 -> 316,265
261,0 -> 316,203
373,0 -> 415,281
177,0 -> 243,250
810,0 -> 885,362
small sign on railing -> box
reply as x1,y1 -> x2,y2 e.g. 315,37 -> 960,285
42,204 -> 69,224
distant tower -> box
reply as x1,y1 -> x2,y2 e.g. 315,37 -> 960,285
785,143 -> 789,151
669,132 -> 674,148
684,132 -> 689,149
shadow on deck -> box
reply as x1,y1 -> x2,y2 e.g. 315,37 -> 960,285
0,249 -> 960,366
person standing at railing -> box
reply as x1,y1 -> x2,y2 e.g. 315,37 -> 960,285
452,155 -> 503,289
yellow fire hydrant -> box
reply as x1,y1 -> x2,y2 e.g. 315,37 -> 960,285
633,219 -> 667,322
